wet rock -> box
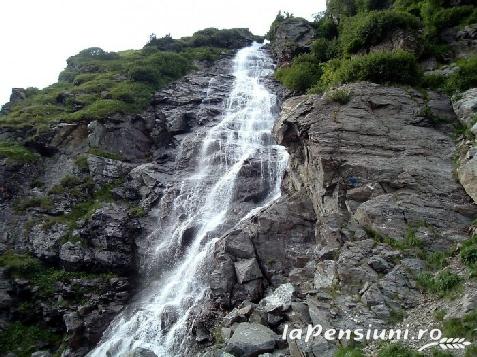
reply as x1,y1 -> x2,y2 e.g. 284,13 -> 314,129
132,347 -> 158,357
225,322 -> 277,357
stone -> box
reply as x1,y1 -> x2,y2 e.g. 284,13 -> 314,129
260,283 -> 295,312
313,260 -> 337,290
225,322 -> 277,357
234,258 -> 263,284
131,347 -> 158,357
31,352 -> 52,357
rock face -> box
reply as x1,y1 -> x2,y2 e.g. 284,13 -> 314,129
453,87 -> 477,203
0,53 -> 236,356
204,82 -> 475,356
269,18 -> 315,66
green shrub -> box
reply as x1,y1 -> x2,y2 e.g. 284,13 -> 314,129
324,88 -> 352,104
340,10 -> 421,54
276,56 -> 323,92
318,50 -> 421,90
445,55 -> 477,94
0,141 -> 37,162
431,6 -> 476,30
311,38 -> 341,63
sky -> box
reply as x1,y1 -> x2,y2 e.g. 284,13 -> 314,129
0,0 -> 326,106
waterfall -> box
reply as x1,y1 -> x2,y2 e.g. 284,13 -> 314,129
89,42 -> 288,357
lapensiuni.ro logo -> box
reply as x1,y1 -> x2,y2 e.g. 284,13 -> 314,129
282,324 -> 472,352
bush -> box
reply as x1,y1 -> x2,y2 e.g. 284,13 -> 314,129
340,10 -> 421,54
275,56 -> 323,92
318,50 -> 421,90
324,88 -> 351,104
445,55 -> 477,94
311,38 -> 341,63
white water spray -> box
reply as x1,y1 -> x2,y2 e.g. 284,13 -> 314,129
89,42 -> 288,357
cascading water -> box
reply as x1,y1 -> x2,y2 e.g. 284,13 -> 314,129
89,42 -> 288,357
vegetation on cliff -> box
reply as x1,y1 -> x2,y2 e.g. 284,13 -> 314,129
272,0 -> 477,94
0,28 -> 258,128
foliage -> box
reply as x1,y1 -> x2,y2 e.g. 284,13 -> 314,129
416,270 -> 462,297
0,29 -> 241,127
445,56 -> 477,94
0,321 -> 61,357
316,50 -> 421,91
88,147 -> 123,160
311,38 -> 341,62
377,343 -> 421,357
275,55 -> 323,92
460,234 -> 477,275
14,196 -> 53,212
0,141 -> 37,162
335,345 -> 364,357
441,310 -> 477,341
324,88 -> 351,104
340,10 -> 421,54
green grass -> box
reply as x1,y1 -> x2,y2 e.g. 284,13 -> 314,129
88,147 -> 123,160
377,343 -> 421,357
0,251 -> 115,297
0,141 -> 37,162
14,196 -> 53,212
335,345 -> 364,357
0,32 -> 240,128
0,321 -> 62,357
416,270 -> 462,297
442,310 -> 477,341
461,235 -> 477,276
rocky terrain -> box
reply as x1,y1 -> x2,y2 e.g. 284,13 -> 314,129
0,2 -> 477,357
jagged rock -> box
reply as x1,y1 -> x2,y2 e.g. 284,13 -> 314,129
88,115 -> 154,161
224,229 -> 256,259
441,23 -> 477,59
313,260 -> 337,290
269,18 -> 315,66
29,223 -> 68,262
225,322 -> 277,357
234,258 -> 263,284
453,88 -> 477,128
87,155 -> 134,184
260,283 -> 295,313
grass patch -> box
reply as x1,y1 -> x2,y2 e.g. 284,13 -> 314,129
461,235 -> 477,276
335,345 -> 364,357
14,196 -> 53,212
88,147 -> 123,160
442,310 -> 477,341
0,251 -> 115,297
0,141 -> 38,163
416,270 -> 462,297
0,321 -> 62,357
377,343 -> 421,357
324,88 -> 351,104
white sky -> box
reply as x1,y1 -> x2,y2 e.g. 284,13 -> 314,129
0,0 -> 326,106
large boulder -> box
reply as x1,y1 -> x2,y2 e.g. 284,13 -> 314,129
269,17 -> 315,66
225,322 -> 277,357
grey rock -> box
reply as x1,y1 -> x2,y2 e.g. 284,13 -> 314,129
225,322 -> 277,357
234,258 -> 263,284
31,352 -> 52,357
131,347 -> 158,357
313,260 -> 337,290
